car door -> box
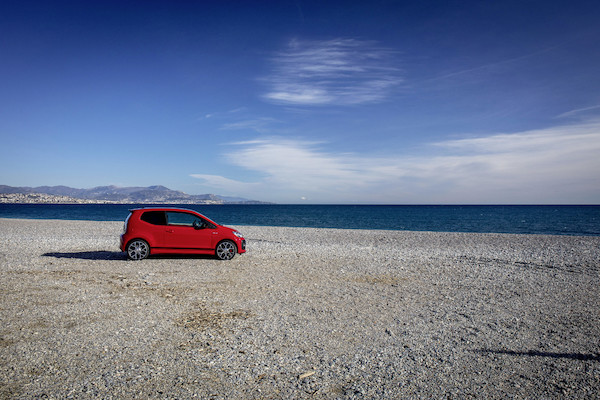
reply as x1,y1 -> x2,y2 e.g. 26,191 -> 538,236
164,211 -> 214,250
139,210 -> 168,248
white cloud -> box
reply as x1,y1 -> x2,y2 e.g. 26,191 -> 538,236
191,121 -> 600,203
266,88 -> 332,105
262,38 -> 403,106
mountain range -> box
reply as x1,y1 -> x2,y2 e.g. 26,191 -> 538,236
0,185 -> 267,204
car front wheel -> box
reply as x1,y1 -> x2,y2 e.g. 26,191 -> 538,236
127,239 -> 150,260
216,240 -> 236,260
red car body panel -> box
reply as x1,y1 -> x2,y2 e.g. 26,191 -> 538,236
163,224 -> 214,249
120,208 -> 246,258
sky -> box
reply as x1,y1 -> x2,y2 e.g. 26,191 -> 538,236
1,0 -> 599,204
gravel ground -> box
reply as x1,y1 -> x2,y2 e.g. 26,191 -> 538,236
0,218 -> 599,399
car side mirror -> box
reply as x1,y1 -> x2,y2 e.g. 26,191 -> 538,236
193,220 -> 204,230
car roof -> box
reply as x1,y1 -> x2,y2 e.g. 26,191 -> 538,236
130,207 -> 198,213
129,207 -> 215,222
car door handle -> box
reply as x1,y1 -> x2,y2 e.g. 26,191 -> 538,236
166,229 -> 174,233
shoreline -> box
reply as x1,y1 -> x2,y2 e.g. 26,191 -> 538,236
1,218 -> 599,398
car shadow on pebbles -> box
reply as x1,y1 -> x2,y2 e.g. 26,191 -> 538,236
43,251 -> 220,261
147,254 -> 217,260
43,251 -> 126,260
474,349 -> 600,361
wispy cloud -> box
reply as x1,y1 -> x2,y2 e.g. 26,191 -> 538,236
220,117 -> 279,133
424,45 -> 559,84
556,104 -> 600,119
191,121 -> 600,203
199,107 -> 248,121
189,174 -> 259,191
262,38 -> 403,106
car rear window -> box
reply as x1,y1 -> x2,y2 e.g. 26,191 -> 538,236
140,211 -> 167,225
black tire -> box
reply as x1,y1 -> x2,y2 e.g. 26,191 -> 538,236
127,239 -> 150,260
215,240 -> 236,260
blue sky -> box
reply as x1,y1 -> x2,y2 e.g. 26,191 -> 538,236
1,0 -> 599,204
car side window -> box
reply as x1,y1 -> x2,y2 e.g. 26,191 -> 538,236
166,212 -> 204,227
140,211 -> 167,225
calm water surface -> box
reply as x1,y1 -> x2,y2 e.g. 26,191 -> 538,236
1,204 -> 599,236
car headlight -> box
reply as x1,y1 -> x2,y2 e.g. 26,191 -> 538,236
233,231 -> 244,238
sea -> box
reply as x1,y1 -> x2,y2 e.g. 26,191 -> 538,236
0,204 -> 599,236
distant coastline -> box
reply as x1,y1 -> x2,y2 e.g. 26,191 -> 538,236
0,184 -> 269,205
0,192 -> 227,205
0,192 -> 117,204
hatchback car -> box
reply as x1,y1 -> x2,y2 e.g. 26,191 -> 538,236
120,208 -> 246,260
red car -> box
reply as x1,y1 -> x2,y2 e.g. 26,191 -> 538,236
120,208 -> 246,260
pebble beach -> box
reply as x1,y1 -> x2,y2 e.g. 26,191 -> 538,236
0,218 -> 599,398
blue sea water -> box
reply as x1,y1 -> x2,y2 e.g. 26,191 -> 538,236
0,204 -> 599,236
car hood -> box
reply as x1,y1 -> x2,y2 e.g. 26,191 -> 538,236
220,225 -> 241,235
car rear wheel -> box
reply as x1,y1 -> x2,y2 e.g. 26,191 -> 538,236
127,239 -> 150,260
216,240 -> 236,260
